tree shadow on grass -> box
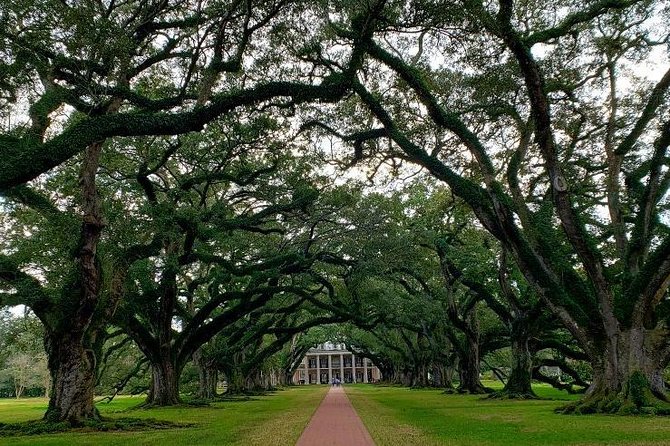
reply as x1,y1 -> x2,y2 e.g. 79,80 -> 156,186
0,418 -> 194,437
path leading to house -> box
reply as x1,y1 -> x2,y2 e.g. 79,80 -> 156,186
296,386 -> 375,446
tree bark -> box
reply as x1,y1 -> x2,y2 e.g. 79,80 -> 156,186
505,334 -> 535,395
44,332 -> 100,424
197,364 -> 218,400
400,369 -> 414,387
458,340 -> 487,394
492,320 -> 536,399
560,328 -> 669,414
44,374 -> 51,399
147,359 -> 181,406
457,314 -> 489,394
247,370 -> 263,391
42,143 -> 105,424
433,363 -> 455,390
225,368 -> 247,395
377,363 -> 394,382
418,363 -> 430,387
193,349 -> 217,400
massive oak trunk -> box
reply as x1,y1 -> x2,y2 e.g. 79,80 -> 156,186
42,143 -> 106,424
438,362 -> 459,393
199,366 -> 218,399
377,363 -> 394,383
492,320 -> 536,399
411,363 -> 430,388
562,328 -> 669,414
247,370 -> 264,391
457,313 -> 489,394
44,331 -> 100,424
147,359 -> 181,406
505,334 -> 535,395
458,335 -> 487,394
283,370 -> 294,385
225,368 -> 249,395
400,369 -> 414,387
194,351 -> 218,400
124,323 -> 184,407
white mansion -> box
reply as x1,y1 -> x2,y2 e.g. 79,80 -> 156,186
293,342 -> 381,384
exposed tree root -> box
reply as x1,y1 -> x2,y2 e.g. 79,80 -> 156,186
453,384 -> 493,395
556,372 -> 670,415
532,368 -> 586,394
488,389 -> 538,400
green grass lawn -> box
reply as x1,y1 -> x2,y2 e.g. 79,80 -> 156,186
5,382 -> 670,446
0,385 -> 328,446
347,381 -> 670,446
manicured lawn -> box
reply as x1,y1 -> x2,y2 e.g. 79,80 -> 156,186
347,382 -> 670,446
0,385 -> 328,445
7,382 -> 670,445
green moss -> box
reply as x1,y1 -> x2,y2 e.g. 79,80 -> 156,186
627,370 -> 650,408
601,396 -> 622,413
618,401 -> 637,415
557,371 -> 670,416
639,406 -> 657,415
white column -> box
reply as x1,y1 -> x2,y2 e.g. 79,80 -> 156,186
316,355 -> 320,384
352,354 -> 356,382
340,354 -> 344,382
364,358 -> 369,383
328,354 -> 332,383
302,357 -> 307,384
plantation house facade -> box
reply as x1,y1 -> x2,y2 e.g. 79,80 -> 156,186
293,342 -> 381,384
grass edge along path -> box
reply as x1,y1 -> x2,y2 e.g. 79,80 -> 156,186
345,385 -> 442,446
0,385 -> 329,446
346,383 -> 670,446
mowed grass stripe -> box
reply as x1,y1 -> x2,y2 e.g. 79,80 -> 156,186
0,385 -> 328,446
346,382 -> 670,446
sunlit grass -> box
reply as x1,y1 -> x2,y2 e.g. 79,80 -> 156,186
347,381 -> 670,446
0,385 -> 328,445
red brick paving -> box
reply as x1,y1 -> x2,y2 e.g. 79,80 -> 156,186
296,386 -> 375,446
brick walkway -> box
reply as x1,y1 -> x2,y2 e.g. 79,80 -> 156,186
296,386 -> 375,446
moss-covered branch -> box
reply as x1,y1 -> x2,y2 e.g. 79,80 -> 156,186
1,76 -> 352,190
